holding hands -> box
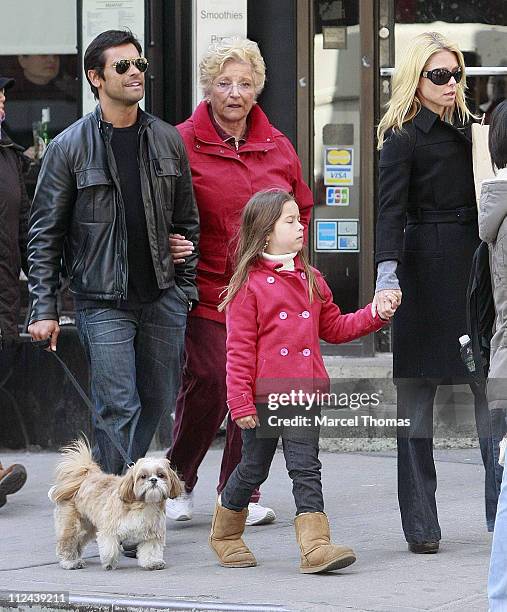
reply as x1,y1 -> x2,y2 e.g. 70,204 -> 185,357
372,289 -> 402,320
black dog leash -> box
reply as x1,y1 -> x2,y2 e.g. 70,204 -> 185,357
17,335 -> 134,468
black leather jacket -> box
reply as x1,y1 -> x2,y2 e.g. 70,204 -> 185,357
27,106 -> 199,324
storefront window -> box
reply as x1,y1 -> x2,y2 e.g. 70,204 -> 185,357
312,0 -> 361,319
0,1 -> 79,153
0,0 -> 79,325
1,54 -> 79,150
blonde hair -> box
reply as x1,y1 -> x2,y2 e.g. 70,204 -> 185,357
377,31 -> 472,149
218,190 -> 324,312
199,37 -> 266,97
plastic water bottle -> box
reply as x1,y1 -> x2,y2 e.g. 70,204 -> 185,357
459,334 -> 476,374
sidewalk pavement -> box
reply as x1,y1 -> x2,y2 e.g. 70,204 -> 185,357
0,447 -> 492,611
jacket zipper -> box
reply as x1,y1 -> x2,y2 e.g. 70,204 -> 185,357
103,129 -> 128,299
138,123 -> 162,286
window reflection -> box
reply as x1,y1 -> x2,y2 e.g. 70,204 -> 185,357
479,70 -> 507,122
0,54 -> 78,150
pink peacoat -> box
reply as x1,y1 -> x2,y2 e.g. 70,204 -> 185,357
225,257 -> 387,421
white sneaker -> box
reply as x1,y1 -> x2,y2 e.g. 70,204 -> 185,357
166,489 -> 194,521
245,502 -> 276,526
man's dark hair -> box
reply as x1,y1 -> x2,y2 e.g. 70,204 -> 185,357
84,29 -> 142,100
489,100 -> 507,171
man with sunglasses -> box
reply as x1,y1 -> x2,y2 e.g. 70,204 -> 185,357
27,30 -> 199,476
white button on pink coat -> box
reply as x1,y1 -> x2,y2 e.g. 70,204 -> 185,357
279,311 -> 287,319
302,348 -> 311,357
267,276 -> 275,284
280,347 -> 289,356
301,272 -> 306,280
301,310 -> 310,318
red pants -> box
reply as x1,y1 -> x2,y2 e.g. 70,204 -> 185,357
168,316 -> 260,502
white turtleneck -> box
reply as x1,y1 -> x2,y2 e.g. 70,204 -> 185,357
262,251 -> 298,271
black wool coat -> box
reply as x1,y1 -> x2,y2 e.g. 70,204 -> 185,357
375,105 -> 479,380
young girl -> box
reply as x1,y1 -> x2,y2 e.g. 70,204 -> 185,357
209,189 -> 396,574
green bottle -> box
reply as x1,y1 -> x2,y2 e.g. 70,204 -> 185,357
40,107 -> 50,146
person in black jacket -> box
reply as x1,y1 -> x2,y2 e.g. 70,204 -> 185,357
374,31 -> 497,553
0,75 -> 28,505
27,31 -> 200,476
0,76 -> 30,344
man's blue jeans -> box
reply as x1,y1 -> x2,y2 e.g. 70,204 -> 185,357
75,286 -> 187,474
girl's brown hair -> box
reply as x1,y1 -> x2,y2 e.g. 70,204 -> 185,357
218,189 -> 324,312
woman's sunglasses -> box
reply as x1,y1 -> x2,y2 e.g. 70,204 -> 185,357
421,67 -> 463,86
111,57 -> 149,75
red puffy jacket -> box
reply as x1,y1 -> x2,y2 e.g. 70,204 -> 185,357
177,102 -> 313,324
225,257 -> 387,421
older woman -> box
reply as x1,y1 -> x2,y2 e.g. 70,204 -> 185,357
375,32 -> 497,553
166,39 -> 313,525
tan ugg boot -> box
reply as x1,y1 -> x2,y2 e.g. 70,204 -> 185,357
209,500 -> 257,568
294,512 -> 356,574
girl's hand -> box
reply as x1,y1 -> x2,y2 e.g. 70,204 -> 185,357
372,289 -> 402,320
235,415 -> 259,429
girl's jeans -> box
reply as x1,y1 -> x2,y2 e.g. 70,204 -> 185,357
221,428 -> 324,514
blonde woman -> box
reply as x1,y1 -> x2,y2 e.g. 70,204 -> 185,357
166,39 -> 314,526
374,31 -> 498,553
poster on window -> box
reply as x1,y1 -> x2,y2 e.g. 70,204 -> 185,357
324,147 -> 354,186
314,219 -> 359,253
326,186 -> 350,206
81,0 -> 145,116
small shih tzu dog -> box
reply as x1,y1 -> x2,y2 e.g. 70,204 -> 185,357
49,438 -> 181,570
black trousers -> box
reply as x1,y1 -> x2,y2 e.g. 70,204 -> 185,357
397,379 -> 500,544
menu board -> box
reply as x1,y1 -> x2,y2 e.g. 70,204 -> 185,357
81,0 -> 145,115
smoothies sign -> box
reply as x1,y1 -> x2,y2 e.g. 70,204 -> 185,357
193,0 -> 248,108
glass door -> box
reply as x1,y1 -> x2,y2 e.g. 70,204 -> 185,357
312,0 -> 370,355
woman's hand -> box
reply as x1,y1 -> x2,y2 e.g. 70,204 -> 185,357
235,415 -> 259,429
372,289 -> 402,320
169,233 -> 194,264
